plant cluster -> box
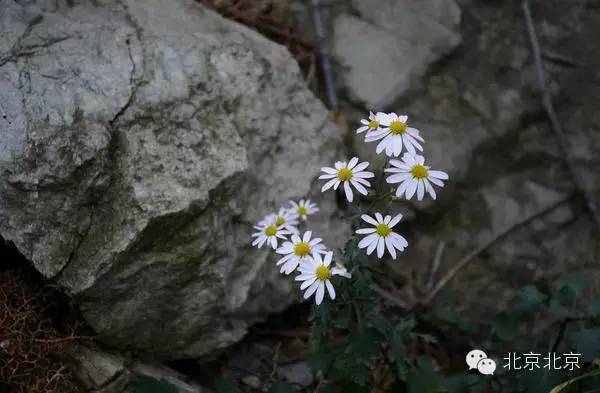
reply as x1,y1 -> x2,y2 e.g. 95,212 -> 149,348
248,112 -> 600,392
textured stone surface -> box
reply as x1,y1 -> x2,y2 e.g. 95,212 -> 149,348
0,0 -> 346,359
332,0 -> 461,107
67,345 -> 207,393
366,0 -> 600,310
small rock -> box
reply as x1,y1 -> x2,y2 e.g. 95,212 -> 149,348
241,375 -> 262,389
278,362 -> 313,387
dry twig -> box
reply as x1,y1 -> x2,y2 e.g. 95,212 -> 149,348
522,0 -> 600,231
310,0 -> 338,110
421,195 -> 572,306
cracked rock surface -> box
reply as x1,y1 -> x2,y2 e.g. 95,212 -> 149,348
0,0 -> 346,359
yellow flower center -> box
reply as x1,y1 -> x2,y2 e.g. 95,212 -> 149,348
336,167 -> 353,181
375,223 -> 392,237
315,265 -> 332,280
297,206 -> 308,216
368,119 -> 379,129
389,120 -> 407,135
410,164 -> 428,179
276,216 -> 286,226
264,225 -> 277,236
294,242 -> 311,257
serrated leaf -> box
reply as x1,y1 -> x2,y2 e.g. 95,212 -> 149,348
367,311 -> 393,337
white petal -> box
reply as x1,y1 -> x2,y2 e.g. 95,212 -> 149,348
425,179 -> 437,199
392,136 -> 403,156
343,181 -> 354,202
429,170 -> 449,180
300,277 -> 317,290
350,179 -> 368,195
323,251 -> 333,267
358,233 -> 378,249
406,179 -> 418,200
356,228 -> 376,234
321,178 -> 337,192
353,171 -> 375,179
417,179 -> 425,200
361,214 -> 378,226
353,161 -> 370,172
347,157 -> 359,169
388,213 -> 403,228
354,179 -> 371,189
428,176 -> 444,187
303,231 -> 312,242
321,167 -> 336,174
375,139 -> 387,154
375,212 -> 384,223
367,238 -> 378,255
385,237 -> 397,259
376,237 -> 385,258
386,173 -> 412,184
326,280 -> 336,300
304,280 -> 320,299
395,178 -> 411,198
315,282 -> 325,305
318,173 -> 337,179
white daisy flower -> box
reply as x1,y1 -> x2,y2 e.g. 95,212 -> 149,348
365,113 -> 424,157
275,231 -> 327,275
356,111 -> 383,134
251,222 -> 291,250
289,199 -> 319,221
295,251 -> 351,305
259,208 -> 299,234
385,153 -> 449,200
319,157 -> 375,203
356,213 -> 408,259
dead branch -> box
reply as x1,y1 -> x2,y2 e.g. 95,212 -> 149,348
421,195 -> 572,306
522,0 -> 600,231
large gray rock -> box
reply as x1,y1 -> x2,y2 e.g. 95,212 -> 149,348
0,0 -> 346,359
332,0 -> 461,108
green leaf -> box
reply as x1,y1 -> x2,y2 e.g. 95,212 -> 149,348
515,285 -> 547,310
343,237 -> 361,263
440,374 -> 483,393
130,376 -> 179,393
493,312 -> 519,341
349,328 -> 384,360
586,298 -> 600,317
367,311 -> 393,338
406,357 -> 440,393
558,273 -> 592,297
567,328 -> 600,362
549,298 -> 575,319
268,381 -> 300,393
215,377 -> 237,393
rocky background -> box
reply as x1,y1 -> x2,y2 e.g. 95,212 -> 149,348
1,0 -> 599,392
